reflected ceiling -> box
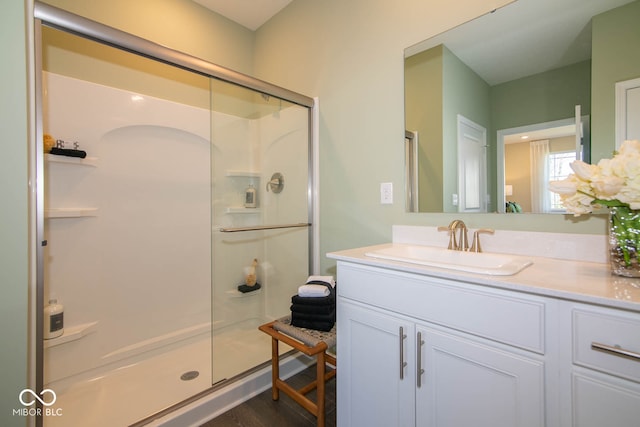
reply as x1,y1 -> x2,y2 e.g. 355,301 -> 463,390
405,0 -> 636,86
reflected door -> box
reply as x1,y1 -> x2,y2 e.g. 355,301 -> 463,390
457,115 -> 487,213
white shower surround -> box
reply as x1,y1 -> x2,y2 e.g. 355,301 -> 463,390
43,71 -> 311,425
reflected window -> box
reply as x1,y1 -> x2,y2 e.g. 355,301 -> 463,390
548,150 -> 577,211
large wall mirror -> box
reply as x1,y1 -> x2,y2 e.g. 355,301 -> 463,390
404,0 -> 640,213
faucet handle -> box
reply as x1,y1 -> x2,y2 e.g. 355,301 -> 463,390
437,226 -> 456,250
469,228 -> 494,253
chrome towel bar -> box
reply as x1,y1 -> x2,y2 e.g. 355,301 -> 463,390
218,222 -> 311,233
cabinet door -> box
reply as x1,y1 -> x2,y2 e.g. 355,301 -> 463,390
415,326 -> 544,427
337,300 -> 415,427
572,370 -> 640,427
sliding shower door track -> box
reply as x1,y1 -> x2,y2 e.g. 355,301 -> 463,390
128,349 -> 304,427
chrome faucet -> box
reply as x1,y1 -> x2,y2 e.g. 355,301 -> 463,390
438,220 -> 469,251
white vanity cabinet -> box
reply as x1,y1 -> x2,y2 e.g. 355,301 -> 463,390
336,262 -> 546,427
569,304 -> 640,427
337,300 -> 416,426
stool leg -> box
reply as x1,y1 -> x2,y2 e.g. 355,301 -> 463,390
271,336 -> 280,401
316,351 -> 326,427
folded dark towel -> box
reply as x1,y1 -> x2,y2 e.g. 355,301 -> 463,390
291,309 -> 335,323
291,294 -> 335,306
290,316 -> 335,332
50,147 -> 87,158
290,303 -> 334,315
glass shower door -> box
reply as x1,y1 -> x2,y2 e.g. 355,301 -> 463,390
40,27 -> 213,426
210,79 -> 311,382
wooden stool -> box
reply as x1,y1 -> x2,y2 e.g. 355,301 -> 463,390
259,316 -> 336,427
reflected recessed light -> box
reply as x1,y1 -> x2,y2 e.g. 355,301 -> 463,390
131,95 -> 144,102
521,135 -> 529,140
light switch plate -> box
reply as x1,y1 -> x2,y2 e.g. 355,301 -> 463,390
381,182 -> 393,204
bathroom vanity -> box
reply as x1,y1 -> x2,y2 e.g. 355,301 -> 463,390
327,226 -> 640,427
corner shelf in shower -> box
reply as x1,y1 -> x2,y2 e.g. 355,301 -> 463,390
225,207 -> 262,214
43,321 -> 98,349
45,208 -> 98,219
46,153 -> 98,167
225,170 -> 261,178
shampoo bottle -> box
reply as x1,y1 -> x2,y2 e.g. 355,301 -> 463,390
44,299 -> 64,339
244,184 -> 257,208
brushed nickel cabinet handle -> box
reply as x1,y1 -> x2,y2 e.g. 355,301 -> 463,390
416,332 -> 425,388
399,326 -> 407,380
591,342 -> 640,361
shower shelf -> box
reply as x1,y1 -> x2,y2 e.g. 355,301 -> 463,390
225,170 -> 261,178
44,321 -> 98,349
225,207 -> 262,214
45,208 -> 98,218
226,288 -> 262,298
46,153 -> 98,167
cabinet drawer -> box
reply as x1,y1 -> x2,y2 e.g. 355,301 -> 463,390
337,262 -> 545,353
573,308 -> 640,382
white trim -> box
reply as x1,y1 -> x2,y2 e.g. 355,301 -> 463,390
312,97 -> 320,274
615,77 -> 640,149
404,130 -> 419,212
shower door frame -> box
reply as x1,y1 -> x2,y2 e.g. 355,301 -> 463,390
31,2 -> 317,425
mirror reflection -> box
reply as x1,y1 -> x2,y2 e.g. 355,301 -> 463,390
404,0 -> 640,213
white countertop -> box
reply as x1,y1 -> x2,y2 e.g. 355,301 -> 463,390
327,243 -> 640,313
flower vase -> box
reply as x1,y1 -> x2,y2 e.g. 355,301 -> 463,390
609,206 -> 640,277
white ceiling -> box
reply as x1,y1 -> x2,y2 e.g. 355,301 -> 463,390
192,0 -> 293,31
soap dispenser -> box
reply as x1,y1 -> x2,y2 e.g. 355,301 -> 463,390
44,298 -> 64,339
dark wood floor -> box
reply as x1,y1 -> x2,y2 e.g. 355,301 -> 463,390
201,365 -> 336,427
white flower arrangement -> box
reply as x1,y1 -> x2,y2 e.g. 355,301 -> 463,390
550,140 -> 640,274
549,140 -> 640,216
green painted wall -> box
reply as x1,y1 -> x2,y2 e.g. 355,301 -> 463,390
1,1 -> 29,425
405,46 -> 444,212
42,0 -> 255,75
254,0 -> 605,276
491,60 -> 592,132
490,60 -> 592,210
403,44 -> 491,213
592,0 -> 640,163
442,46 -> 491,212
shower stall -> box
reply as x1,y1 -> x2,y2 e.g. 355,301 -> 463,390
34,3 -> 316,426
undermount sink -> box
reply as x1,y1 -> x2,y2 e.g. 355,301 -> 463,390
364,244 -> 533,276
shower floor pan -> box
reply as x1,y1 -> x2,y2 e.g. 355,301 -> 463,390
43,324 -> 276,427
